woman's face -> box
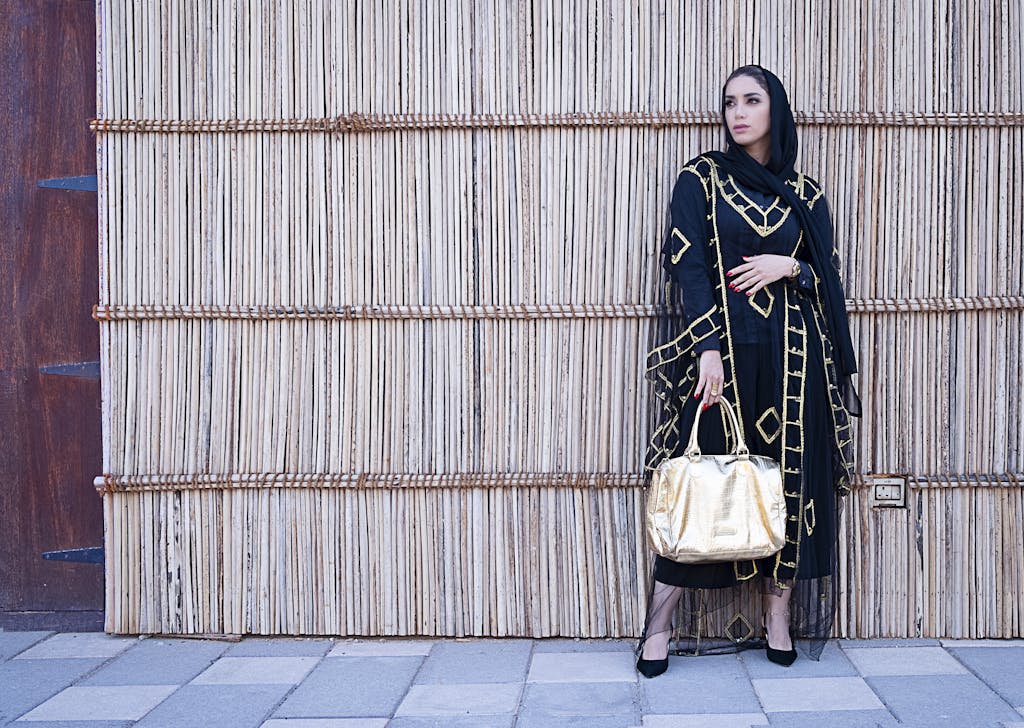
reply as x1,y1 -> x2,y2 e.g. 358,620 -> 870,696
723,75 -> 771,150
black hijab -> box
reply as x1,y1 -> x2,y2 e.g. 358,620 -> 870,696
705,66 -> 861,415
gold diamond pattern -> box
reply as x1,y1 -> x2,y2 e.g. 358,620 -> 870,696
756,406 -> 782,444
669,227 -> 692,263
748,286 -> 775,318
725,612 -> 755,643
804,499 -> 817,536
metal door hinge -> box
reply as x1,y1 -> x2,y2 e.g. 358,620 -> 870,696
38,361 -> 100,379
37,175 -> 97,192
42,547 -> 104,564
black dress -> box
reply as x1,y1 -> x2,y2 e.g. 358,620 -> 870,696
640,154 -> 855,658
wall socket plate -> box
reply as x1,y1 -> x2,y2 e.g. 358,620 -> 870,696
871,475 -> 906,508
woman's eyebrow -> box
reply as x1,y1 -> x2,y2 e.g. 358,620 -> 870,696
723,92 -> 763,101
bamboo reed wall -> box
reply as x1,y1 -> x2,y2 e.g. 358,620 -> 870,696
94,1 -> 1024,637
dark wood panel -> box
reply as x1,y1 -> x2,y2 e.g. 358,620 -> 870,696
0,0 -> 103,618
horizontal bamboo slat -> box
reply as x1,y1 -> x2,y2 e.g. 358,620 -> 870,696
90,296 -> 1024,320
88,110 -> 1024,134
92,472 -> 1024,494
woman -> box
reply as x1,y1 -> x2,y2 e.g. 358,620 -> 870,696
635,65 -> 860,678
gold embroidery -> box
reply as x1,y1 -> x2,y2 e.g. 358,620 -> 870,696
734,560 -> 759,581
772,283 -> 808,586
725,612 -> 756,642
748,285 -> 775,318
717,173 -> 792,237
786,173 -> 825,209
756,407 -> 782,444
670,227 -> 692,263
804,499 -> 816,536
703,159 -> 746,438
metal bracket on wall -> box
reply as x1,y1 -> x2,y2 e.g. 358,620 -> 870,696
42,547 -> 104,564
38,361 -> 100,379
36,175 -> 97,192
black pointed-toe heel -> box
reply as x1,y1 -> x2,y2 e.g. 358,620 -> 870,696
636,654 -> 669,678
635,635 -> 670,678
763,611 -> 798,667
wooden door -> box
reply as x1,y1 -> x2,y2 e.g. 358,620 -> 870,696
0,0 -> 103,630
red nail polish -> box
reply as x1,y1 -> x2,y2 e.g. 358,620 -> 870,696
747,291 -> 753,296
726,271 -> 733,277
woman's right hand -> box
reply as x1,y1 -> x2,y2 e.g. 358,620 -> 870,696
694,349 -> 725,409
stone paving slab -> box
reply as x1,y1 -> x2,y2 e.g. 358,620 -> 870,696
7,721 -> 133,728
941,639 -> 1024,648
192,656 -> 320,685
328,640 -> 434,658
0,659 -> 107,724
19,685 -> 178,722
261,720 -> 388,728
765,710 -> 900,727
413,640 -> 532,684
225,638 -> 334,658
515,681 -> 639,726
13,634 -> 134,661
133,684 -> 291,728
386,717 -> 515,728
516,715 -> 638,728
640,654 -> 762,714
843,645 -> 969,676
946,645 -> 1024,706
838,638 -> 942,648
751,676 -> 885,713
527,651 -> 637,683
866,674 -> 1023,726
532,638 -> 635,653
79,638 -> 228,686
393,682 -> 522,717
0,632 -> 52,661
274,656 -> 421,718
641,715 -> 768,727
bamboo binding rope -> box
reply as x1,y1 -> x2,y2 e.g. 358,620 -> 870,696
88,110 -> 1024,134
96,0 -> 1024,639
93,472 -> 1024,494
91,296 -> 1024,321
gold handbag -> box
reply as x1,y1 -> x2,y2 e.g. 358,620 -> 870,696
645,397 -> 786,563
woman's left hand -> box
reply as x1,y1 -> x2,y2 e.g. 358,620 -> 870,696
726,254 -> 796,296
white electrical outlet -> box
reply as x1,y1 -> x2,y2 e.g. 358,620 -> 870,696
871,476 -> 906,508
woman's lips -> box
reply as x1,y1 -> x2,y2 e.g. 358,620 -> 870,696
733,125 -> 750,132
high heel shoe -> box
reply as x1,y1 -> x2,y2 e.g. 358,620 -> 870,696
636,654 -> 669,678
635,635 -> 670,678
763,610 -> 797,667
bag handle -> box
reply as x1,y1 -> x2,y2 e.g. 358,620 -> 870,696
683,396 -> 750,460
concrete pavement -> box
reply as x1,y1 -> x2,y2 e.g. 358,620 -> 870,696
2,631 -> 1023,727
